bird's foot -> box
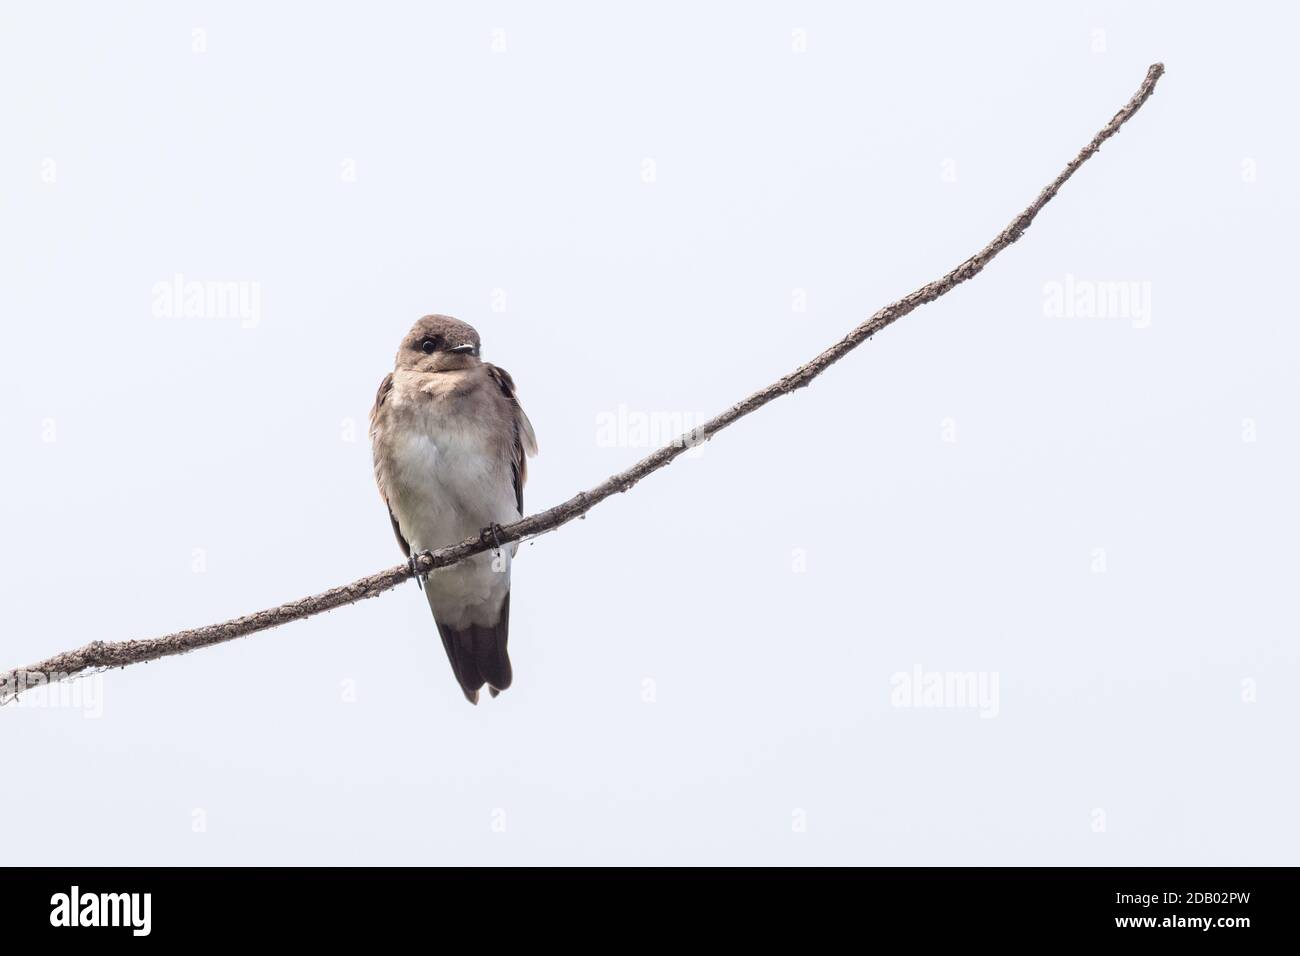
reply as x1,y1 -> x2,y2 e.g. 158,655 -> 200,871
409,552 -> 430,590
480,523 -> 505,555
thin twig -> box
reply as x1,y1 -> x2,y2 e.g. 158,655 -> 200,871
0,64 -> 1166,704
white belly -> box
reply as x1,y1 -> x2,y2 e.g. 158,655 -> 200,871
384,412 -> 518,627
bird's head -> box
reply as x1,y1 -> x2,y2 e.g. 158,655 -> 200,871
395,314 -> 482,373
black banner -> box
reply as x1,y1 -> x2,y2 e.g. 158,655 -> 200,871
0,867 -> 1290,942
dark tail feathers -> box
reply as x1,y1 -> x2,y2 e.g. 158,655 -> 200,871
433,593 -> 512,705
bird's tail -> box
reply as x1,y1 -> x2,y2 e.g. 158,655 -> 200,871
433,593 -> 512,705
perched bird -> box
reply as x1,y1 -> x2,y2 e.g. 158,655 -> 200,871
369,315 -> 537,704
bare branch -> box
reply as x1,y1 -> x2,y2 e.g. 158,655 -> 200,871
0,64 -> 1166,704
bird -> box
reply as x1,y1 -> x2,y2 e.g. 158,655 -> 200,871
369,315 -> 537,704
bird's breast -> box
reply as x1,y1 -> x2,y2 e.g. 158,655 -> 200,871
380,390 -> 517,552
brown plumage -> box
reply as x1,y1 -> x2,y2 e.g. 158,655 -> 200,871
369,315 -> 537,703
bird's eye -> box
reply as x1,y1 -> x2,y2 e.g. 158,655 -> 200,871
420,338 -> 438,354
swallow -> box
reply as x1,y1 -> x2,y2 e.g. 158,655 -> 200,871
370,315 -> 537,703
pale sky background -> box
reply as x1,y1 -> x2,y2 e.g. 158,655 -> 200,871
1,1 -> 1296,865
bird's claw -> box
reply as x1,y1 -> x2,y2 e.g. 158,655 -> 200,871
480,523 -> 504,556
409,552 -> 429,590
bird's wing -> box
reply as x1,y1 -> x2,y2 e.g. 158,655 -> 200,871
369,371 -> 410,556
485,363 -> 537,515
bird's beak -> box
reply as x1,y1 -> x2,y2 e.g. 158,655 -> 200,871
448,344 -> 477,354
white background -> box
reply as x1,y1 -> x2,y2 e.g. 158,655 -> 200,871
2,1 -> 1295,865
